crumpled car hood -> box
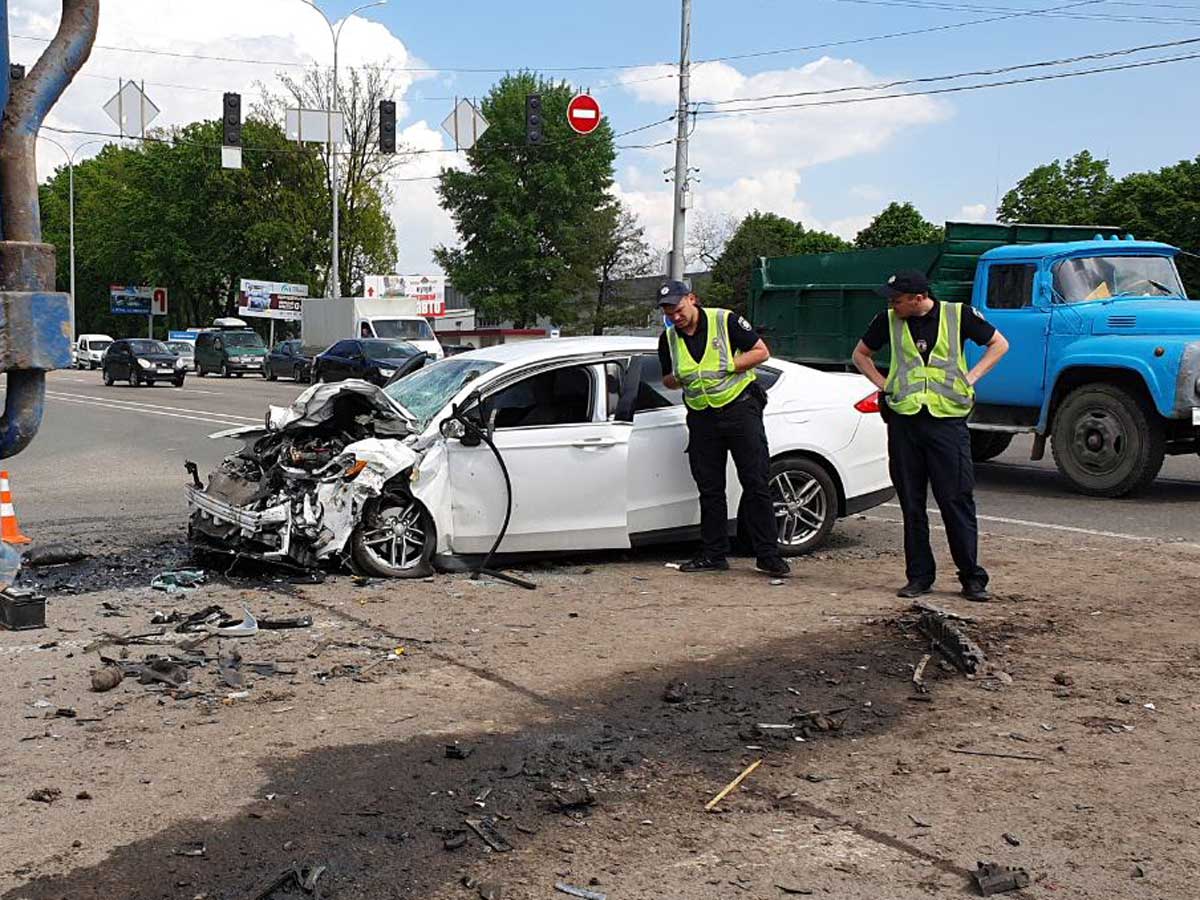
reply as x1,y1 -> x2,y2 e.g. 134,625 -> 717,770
211,380 -> 415,440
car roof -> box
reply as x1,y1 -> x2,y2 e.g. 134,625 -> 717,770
456,336 -> 660,366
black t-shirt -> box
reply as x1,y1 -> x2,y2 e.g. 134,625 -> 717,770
657,307 -> 761,377
860,300 -> 996,362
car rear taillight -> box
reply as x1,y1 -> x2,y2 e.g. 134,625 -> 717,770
854,391 -> 881,414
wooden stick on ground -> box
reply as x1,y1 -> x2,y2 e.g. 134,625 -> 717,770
705,759 -> 763,811
949,748 -> 1046,762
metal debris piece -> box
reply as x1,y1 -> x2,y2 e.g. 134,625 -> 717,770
775,886 -> 814,896
250,864 -> 327,900
257,614 -> 313,630
446,742 -> 474,760
443,831 -> 468,850
465,816 -> 512,853
174,842 -> 207,857
972,861 -> 1030,896
1002,832 -> 1021,846
908,813 -> 932,828
911,600 -> 975,623
918,611 -> 986,674
205,603 -> 258,638
912,654 -> 931,693
27,787 -> 61,803
554,884 -> 606,900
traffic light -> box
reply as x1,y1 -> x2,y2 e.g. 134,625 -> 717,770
525,94 -> 542,145
222,92 -> 242,147
379,99 -> 396,154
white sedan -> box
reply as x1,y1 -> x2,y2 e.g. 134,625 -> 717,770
187,337 -> 893,577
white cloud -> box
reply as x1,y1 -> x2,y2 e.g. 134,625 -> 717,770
957,203 -> 990,221
616,57 -> 951,251
19,0 -> 455,271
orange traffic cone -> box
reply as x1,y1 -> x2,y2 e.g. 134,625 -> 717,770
0,471 -> 31,545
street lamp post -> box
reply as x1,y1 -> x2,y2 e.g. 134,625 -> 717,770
36,136 -> 105,345
300,0 -> 387,299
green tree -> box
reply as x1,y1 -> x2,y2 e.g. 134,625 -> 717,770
709,211 -> 806,310
435,72 -> 617,327
1100,156 -> 1200,292
997,150 -> 1114,225
854,202 -> 943,249
795,229 -> 852,255
585,203 -> 657,335
39,118 -> 355,337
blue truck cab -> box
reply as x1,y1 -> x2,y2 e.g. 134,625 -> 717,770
967,235 -> 1199,496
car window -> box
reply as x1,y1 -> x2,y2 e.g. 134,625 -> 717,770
631,354 -> 682,413
328,340 -> 353,355
486,365 -> 596,429
986,263 -> 1037,309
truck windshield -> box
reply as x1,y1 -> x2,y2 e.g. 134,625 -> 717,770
372,318 -> 434,341
224,331 -> 266,349
384,357 -> 501,427
1053,255 -> 1185,303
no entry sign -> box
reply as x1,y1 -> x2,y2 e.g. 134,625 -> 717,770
566,94 -> 601,135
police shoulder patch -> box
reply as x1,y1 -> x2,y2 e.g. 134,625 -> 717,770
736,315 -> 752,331
969,305 -> 983,318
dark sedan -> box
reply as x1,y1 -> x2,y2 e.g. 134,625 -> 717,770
102,339 -> 188,387
311,338 -> 427,386
263,339 -> 317,382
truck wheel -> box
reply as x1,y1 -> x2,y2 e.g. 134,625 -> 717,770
767,456 -> 838,556
1051,384 -> 1165,497
969,431 -> 1014,463
351,491 -> 435,578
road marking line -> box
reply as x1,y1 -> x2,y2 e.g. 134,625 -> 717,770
880,501 -> 1199,546
47,390 -> 261,422
45,394 -> 251,429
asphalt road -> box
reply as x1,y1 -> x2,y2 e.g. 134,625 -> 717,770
5,368 -> 1199,551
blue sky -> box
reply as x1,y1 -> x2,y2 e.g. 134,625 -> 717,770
23,0 -> 1200,269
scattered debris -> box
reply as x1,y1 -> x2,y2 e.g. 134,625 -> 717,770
0,587 -> 47,631
912,654 -> 931,693
705,758 -> 762,811
443,831 -> 468,851
205,604 -> 258,638
1053,671 -> 1074,687
662,681 -> 688,703
150,570 -> 207,594
548,780 -> 597,811
461,876 -> 504,900
258,614 -> 313,630
554,884 -> 607,900
770,578 -> 785,586
950,748 -> 1046,762
775,885 -> 814,896
174,842 -> 207,858
446,742 -> 474,760
908,813 -> 932,828
90,666 -> 123,693
917,610 -> 986,674
972,861 -> 1030,896
1133,864 -> 1146,879
75,791 -> 91,800
27,787 -> 62,804
250,864 -> 327,899
911,600 -> 975,623
1002,832 -> 1021,847
465,816 -> 512,853
23,543 -> 89,567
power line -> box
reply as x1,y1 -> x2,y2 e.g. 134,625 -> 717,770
829,0 -> 1200,25
696,35 -> 1200,107
693,49 -> 1200,117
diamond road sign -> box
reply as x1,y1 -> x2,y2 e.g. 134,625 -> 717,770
103,81 -> 160,136
441,99 -> 489,150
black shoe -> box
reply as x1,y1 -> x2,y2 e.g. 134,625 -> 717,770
679,556 -> 729,573
897,580 -> 933,598
755,556 -> 791,577
961,581 -> 992,602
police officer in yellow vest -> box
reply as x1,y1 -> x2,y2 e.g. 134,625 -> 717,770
656,280 -> 790,577
852,270 -> 1009,601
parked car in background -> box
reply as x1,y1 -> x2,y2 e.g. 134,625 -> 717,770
73,334 -> 114,369
311,338 -> 427,386
166,340 -> 195,371
187,337 -> 893,578
102,339 -> 188,387
195,328 -> 267,377
263,339 -> 317,382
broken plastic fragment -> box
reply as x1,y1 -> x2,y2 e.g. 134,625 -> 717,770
205,603 -> 258,638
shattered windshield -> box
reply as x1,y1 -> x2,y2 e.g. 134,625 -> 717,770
224,331 -> 266,349
1053,255 -> 1185,303
362,339 -> 419,360
371,318 -> 435,341
384,357 -> 501,427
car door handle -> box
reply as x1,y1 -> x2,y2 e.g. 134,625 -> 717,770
572,436 -> 617,449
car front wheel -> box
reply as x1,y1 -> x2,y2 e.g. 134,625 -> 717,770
130,368 -> 142,387
351,491 -> 435,578
768,456 -> 838,556
102,368 -> 114,386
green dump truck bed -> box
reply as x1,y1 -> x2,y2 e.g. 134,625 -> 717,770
749,221 -> 1125,369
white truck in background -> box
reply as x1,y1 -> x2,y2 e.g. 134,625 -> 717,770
301,297 -> 444,359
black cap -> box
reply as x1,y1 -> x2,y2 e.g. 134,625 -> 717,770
656,279 -> 692,307
876,269 -> 930,299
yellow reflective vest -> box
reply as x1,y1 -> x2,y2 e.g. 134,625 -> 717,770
666,307 -> 755,411
884,302 -> 974,418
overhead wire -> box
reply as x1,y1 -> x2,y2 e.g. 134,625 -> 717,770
828,0 -> 1200,25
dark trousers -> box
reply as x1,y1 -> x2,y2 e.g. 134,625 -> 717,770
686,394 -> 779,561
887,411 -> 988,587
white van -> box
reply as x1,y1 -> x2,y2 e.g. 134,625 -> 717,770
74,334 -> 115,369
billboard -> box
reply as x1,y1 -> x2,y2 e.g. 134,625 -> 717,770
110,285 -> 167,316
363,274 -> 446,317
238,279 -> 308,322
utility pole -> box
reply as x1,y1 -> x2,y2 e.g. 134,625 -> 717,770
668,0 -> 692,281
